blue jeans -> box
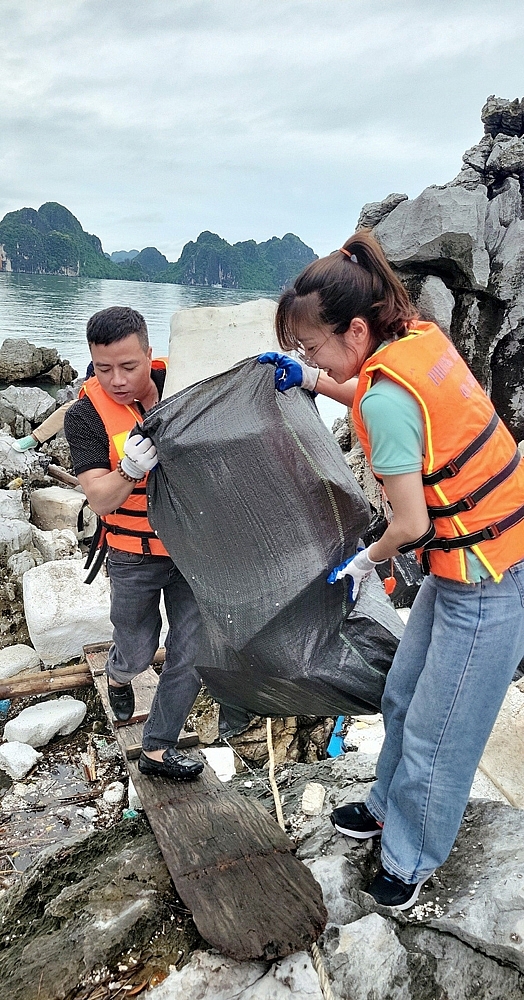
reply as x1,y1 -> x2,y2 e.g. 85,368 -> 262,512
106,549 -> 203,751
366,562 -> 524,883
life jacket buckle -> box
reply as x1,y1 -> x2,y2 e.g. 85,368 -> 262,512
461,494 -> 476,511
482,523 -> 501,540
442,459 -> 460,479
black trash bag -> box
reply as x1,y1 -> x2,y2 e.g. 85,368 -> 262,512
143,359 -> 404,719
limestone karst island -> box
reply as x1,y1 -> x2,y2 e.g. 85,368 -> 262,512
0,202 -> 317,292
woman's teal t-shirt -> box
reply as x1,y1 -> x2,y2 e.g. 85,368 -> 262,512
360,374 -> 490,582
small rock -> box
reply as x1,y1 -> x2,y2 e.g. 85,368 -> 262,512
0,741 -> 43,779
301,782 -> 326,816
77,806 -> 98,821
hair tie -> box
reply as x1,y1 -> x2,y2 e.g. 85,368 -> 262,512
339,247 -> 358,263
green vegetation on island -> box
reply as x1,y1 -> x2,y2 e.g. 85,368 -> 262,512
156,230 -> 317,290
0,202 -> 317,291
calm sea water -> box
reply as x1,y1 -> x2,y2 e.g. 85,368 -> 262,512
0,272 -> 345,428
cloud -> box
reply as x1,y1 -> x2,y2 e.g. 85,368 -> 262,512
1,0 -> 524,258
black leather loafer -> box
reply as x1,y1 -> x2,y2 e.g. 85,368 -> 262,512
107,677 -> 135,722
138,748 -> 204,781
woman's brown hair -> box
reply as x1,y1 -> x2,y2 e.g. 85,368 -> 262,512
275,230 -> 415,354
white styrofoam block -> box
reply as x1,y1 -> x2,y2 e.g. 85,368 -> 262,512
202,747 -> 236,782
4,696 -> 87,747
23,559 -> 112,665
0,741 -> 43,779
0,644 -> 41,680
165,298 -> 278,396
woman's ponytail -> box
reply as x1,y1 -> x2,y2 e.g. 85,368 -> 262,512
275,229 -> 416,353
340,231 -> 414,340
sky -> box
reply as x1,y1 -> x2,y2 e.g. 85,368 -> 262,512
2,0 -> 524,261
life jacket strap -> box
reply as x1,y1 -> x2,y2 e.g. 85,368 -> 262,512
422,413 -> 499,486
100,519 -> 157,540
426,449 -> 522,519
397,523 -> 436,554
83,518 -> 108,585
423,502 -> 524,553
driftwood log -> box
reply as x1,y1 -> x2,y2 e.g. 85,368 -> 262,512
0,648 -> 166,701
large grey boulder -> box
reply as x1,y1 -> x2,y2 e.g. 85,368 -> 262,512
356,192 -> 408,230
0,820 -> 200,1000
358,94 -> 524,438
0,338 -> 60,382
482,95 -> 524,136
484,176 -> 521,255
416,275 -> 455,334
0,385 -> 55,426
374,185 -> 490,288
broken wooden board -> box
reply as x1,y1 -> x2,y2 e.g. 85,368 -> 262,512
85,647 -> 327,960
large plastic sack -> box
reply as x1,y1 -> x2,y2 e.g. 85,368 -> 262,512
143,357 -> 403,720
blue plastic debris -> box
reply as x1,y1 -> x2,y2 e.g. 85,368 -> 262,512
0,699 -> 11,721
122,809 -> 138,819
327,715 -> 346,758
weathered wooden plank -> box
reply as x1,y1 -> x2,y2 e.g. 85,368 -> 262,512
85,648 -> 327,959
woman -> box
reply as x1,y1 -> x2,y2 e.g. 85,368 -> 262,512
260,231 -> 524,910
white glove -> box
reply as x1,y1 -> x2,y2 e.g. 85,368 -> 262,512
327,546 -> 384,602
121,432 -> 158,479
292,353 -> 321,392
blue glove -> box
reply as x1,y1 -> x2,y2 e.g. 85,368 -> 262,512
258,352 -> 319,392
327,546 -> 382,602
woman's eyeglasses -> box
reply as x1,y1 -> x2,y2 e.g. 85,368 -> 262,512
297,337 -> 332,367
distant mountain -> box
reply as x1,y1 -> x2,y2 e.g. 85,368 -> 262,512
132,247 -> 169,274
0,203 -> 317,290
0,203 -> 146,279
110,250 -> 139,263
156,231 -> 317,291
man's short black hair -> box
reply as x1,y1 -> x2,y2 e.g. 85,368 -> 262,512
86,306 -> 149,351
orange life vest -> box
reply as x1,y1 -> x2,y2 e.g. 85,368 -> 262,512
352,322 -> 524,583
79,359 -> 169,557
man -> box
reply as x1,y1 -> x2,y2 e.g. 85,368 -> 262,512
64,305 -> 204,781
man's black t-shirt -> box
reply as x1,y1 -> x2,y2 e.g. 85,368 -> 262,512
64,368 -> 166,476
